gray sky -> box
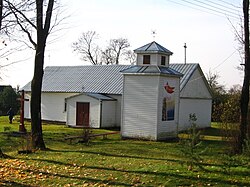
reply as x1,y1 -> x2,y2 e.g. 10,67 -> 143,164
0,0 -> 243,89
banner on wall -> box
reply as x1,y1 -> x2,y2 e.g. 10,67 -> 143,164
162,81 -> 175,121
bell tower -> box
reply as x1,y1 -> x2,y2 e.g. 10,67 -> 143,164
121,41 -> 182,141
134,41 -> 173,67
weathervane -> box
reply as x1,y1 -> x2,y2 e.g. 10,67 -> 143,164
151,30 -> 157,40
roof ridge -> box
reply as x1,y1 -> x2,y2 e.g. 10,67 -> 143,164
45,64 -> 131,69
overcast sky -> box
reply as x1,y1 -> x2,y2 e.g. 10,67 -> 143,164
0,0 -> 243,89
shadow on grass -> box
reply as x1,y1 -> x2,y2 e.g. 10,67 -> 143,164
0,180 -> 33,187
48,148 -> 185,162
9,165 -> 132,186
20,157 -> 250,186
46,148 -> 225,168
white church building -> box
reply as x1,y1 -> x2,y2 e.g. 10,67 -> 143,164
22,41 -> 212,140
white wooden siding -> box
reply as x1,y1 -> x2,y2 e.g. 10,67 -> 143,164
24,92 -> 77,122
66,94 -> 100,128
108,94 -> 122,126
180,69 -> 212,99
157,76 -> 180,139
41,93 -> 77,122
178,98 -> 212,131
121,75 -> 159,140
101,100 -> 117,128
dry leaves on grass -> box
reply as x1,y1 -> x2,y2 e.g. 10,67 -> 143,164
0,159 -> 51,185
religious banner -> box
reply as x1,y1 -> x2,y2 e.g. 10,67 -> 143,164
162,81 -> 175,121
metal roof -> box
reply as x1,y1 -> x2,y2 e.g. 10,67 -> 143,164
120,65 -> 183,77
134,41 -> 173,55
86,93 -> 116,101
65,93 -> 116,101
22,65 -> 131,94
21,63 -> 200,94
170,63 -> 199,90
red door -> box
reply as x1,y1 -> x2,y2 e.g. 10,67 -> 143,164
76,102 -> 90,126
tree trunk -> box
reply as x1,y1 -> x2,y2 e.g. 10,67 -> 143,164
0,148 -> 3,157
238,0 -> 250,153
30,44 -> 46,149
0,0 -> 4,157
30,0 -> 54,150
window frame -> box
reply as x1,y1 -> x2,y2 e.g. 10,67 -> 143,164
143,55 -> 151,64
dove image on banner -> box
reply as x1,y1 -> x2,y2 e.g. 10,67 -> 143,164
162,81 -> 175,121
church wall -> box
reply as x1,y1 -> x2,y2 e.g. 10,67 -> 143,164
180,68 -> 212,99
157,76 -> 180,140
24,92 -> 77,123
178,98 -> 212,131
121,75 -> 159,140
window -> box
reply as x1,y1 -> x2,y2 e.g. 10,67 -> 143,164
161,56 -> 166,66
64,101 -> 67,112
143,55 -> 150,64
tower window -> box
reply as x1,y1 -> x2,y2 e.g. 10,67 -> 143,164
161,56 -> 166,66
143,55 -> 150,64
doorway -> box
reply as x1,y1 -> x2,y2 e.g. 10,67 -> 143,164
76,102 -> 90,126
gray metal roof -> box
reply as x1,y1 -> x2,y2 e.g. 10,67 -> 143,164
86,93 -> 116,101
21,63 -> 200,94
170,63 -> 199,90
65,93 -> 116,101
22,65 -> 131,94
134,41 -> 173,55
121,65 -> 183,77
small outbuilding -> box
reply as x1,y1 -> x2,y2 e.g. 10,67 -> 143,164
66,93 -> 117,128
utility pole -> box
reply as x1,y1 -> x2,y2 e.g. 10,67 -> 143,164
184,43 -> 187,64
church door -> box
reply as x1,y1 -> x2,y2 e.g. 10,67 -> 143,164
76,102 -> 90,126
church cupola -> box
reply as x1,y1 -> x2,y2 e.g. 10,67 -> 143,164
134,41 -> 173,67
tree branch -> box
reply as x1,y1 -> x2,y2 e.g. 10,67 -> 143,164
11,8 -> 36,48
44,0 -> 54,39
7,1 -> 37,30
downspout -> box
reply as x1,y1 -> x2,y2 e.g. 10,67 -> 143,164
176,80 -> 181,137
99,100 -> 103,128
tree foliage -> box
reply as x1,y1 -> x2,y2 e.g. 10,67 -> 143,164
180,113 -> 207,171
0,86 -> 19,116
206,71 -> 226,122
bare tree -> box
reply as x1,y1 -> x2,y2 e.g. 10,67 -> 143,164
0,0 -> 4,158
30,0 -> 55,149
3,0 -> 56,149
124,50 -> 136,65
206,70 -> 226,95
104,38 -> 130,65
73,32 -> 132,65
72,31 -> 101,65
238,0 -> 250,153
101,48 -> 114,65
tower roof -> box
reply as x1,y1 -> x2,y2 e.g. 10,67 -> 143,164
134,41 -> 173,55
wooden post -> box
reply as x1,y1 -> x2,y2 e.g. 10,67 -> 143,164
19,90 -> 27,133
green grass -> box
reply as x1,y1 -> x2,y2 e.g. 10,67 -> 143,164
0,116 -> 250,186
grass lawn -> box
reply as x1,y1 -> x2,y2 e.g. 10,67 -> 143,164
0,116 -> 249,186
